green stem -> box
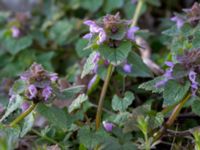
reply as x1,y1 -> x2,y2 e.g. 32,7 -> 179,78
95,64 -> 114,130
153,93 -> 191,142
9,103 -> 36,127
31,129 -> 65,149
131,0 -> 144,27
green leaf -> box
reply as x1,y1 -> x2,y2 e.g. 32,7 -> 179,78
125,51 -> 153,77
192,97 -> 200,115
20,112 -> 34,137
49,20 -> 73,45
36,51 -> 55,71
3,36 -> 32,55
112,91 -> 135,112
163,80 -> 190,105
99,41 -> 132,65
81,51 -> 99,78
12,80 -> 26,95
68,94 -> 88,113
172,63 -> 188,79
54,85 -> 84,100
0,95 -> 23,122
104,0 -> 124,13
36,104 -> 69,130
0,124 -> 20,150
81,0 -> 103,12
138,76 -> 165,93
78,126 -> 108,149
75,39 -> 92,58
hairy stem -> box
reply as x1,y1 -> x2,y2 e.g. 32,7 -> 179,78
9,103 -> 37,127
95,64 -> 114,129
153,93 -> 191,142
131,0 -> 144,27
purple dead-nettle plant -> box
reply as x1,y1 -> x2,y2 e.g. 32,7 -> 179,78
171,2 -> 200,28
155,61 -> 174,88
17,63 -> 58,103
156,50 -> 200,96
83,12 -> 139,51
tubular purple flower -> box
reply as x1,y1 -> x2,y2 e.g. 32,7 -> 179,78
21,101 -> 30,112
88,75 -> 97,90
11,26 -> 20,38
189,70 -> 199,96
155,61 -> 174,88
28,84 -> 37,99
126,26 -> 139,41
83,33 -> 93,40
49,73 -> 58,82
171,16 -> 185,29
123,63 -> 132,73
42,86 -> 52,101
103,121 -> 114,132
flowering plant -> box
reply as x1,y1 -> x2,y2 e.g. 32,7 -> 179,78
0,0 -> 200,150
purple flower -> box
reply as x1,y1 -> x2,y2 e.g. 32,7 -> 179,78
28,84 -> 37,99
189,70 -> 199,96
126,26 -> 139,41
21,101 -> 30,112
11,26 -> 20,38
155,61 -> 174,88
49,73 -> 58,82
103,121 -> 114,132
84,20 -> 107,45
123,63 -> 132,73
88,75 -> 97,89
171,15 -> 185,29
84,20 -> 101,33
83,33 -> 93,40
42,86 -> 52,101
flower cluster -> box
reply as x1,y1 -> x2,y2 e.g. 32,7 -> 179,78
83,13 -> 139,46
171,2 -> 200,28
156,50 -> 200,96
13,63 -> 58,103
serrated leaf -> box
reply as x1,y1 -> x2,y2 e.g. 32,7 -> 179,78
68,94 -> 88,113
112,91 -> 135,112
0,124 -> 20,150
0,95 -> 23,122
122,51 -> 153,77
99,41 -> 132,65
81,51 -> 98,78
172,63 -> 188,79
104,0 -> 124,13
192,97 -> 200,115
54,85 -> 84,100
78,126 -> 108,149
138,76 -> 165,93
3,36 -> 32,55
36,104 -> 69,130
75,39 -> 92,58
163,80 -> 190,105
20,112 -> 34,137
81,0 -> 103,12
49,20 -> 73,45
12,80 -> 26,95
